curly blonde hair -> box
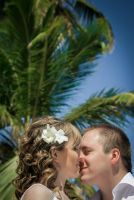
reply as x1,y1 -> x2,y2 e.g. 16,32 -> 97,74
14,116 -> 81,199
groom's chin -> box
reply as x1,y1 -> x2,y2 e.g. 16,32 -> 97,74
80,174 -> 90,184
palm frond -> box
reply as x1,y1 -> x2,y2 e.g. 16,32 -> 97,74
0,156 -> 17,200
0,0 -> 114,124
61,0 -> 114,52
0,105 -> 15,127
5,0 -> 35,43
64,91 -> 134,129
26,0 -> 114,117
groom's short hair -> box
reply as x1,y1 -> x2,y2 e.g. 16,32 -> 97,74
84,124 -> 132,172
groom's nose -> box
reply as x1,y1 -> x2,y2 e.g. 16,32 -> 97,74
78,149 -> 84,158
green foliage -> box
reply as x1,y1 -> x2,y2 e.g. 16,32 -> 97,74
0,0 -> 114,125
0,156 -> 17,200
65,91 -> 134,129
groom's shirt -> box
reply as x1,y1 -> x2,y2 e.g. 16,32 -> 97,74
112,172 -> 134,200
90,173 -> 134,200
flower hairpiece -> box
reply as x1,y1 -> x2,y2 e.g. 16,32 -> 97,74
41,124 -> 68,144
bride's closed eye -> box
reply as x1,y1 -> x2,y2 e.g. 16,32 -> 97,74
73,146 -> 79,153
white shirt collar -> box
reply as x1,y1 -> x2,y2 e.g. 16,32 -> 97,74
112,172 -> 134,198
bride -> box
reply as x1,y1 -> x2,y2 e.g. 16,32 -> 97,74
14,116 -> 81,200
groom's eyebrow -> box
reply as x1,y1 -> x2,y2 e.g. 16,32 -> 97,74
79,146 -> 91,151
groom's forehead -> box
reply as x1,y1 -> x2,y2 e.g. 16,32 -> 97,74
82,129 -> 101,141
79,138 -> 94,150
80,131 -> 102,148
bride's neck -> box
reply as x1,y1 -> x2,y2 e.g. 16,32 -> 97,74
54,174 -> 66,190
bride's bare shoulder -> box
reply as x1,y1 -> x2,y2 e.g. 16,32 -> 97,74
21,184 -> 54,200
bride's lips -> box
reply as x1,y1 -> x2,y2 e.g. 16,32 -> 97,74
76,164 -> 80,170
80,167 -> 88,173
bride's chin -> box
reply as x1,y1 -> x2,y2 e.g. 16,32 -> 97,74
74,171 -> 80,178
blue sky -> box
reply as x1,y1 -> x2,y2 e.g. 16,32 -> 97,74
67,1 -> 134,172
90,0 -> 134,173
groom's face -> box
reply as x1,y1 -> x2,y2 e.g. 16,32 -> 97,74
79,129 -> 111,186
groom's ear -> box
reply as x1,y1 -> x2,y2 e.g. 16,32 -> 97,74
110,148 -> 120,165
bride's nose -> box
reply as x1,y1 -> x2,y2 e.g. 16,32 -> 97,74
78,152 -> 85,168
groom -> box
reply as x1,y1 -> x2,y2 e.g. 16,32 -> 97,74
79,124 -> 134,200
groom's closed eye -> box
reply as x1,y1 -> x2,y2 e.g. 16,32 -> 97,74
80,147 -> 92,155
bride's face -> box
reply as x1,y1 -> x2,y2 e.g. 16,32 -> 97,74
56,139 -> 80,179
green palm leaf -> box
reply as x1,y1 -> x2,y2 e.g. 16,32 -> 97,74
0,0 -> 114,124
0,156 -> 17,200
65,91 -> 134,129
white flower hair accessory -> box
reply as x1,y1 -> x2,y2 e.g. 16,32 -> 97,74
41,124 -> 68,144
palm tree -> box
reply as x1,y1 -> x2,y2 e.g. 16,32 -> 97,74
0,0 -> 134,199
